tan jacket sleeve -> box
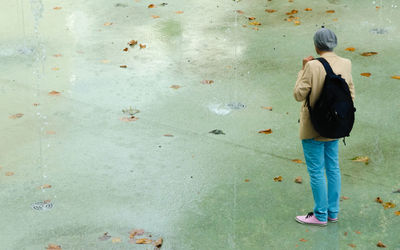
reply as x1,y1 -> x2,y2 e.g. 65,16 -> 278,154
347,61 -> 355,101
294,62 -> 312,102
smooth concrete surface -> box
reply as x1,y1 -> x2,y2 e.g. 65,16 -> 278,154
1,0 -> 400,249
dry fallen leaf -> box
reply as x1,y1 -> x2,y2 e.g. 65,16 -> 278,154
53,54 -> 62,57
294,176 -> 302,184
360,73 -> 371,77
348,243 -> 356,248
355,231 -> 361,234
5,172 -> 14,176
129,229 -> 145,238
46,244 -> 62,250
304,8 -> 312,11
292,159 -> 303,164
294,21 -> 301,25
299,238 -> 307,242
259,129 -> 272,134
136,238 -> 152,244
53,7 -> 62,10
170,85 -> 181,89
51,67 -> 60,71
120,116 -> 139,122
361,52 -> 378,56
148,4 -> 155,8
154,238 -> 163,248
123,48 -> 128,52
139,44 -> 146,49
104,22 -> 113,26
46,131 -> 56,135
286,9 -> 298,15
128,40 -> 138,46
248,17 -> 256,20
249,21 -> 261,26
39,184 -> 52,189
175,11 -> 184,14
383,202 -> 396,209
120,65 -> 128,68
261,106 -> 273,111
244,179 -> 250,182
9,113 -> 24,119
344,232 -> 348,236
265,9 -> 277,13
112,238 -> 121,243
351,156 -> 369,165
391,76 -> 400,80
201,80 -> 214,84
326,10 -> 335,13
345,47 -> 356,52
274,176 -> 283,182
394,211 -> 400,216
236,10 -> 245,14
376,197 -> 383,203
152,15 -> 160,18
33,103 -> 40,106
341,196 -> 350,200
163,134 -> 174,137
252,27 -> 259,31
377,241 -> 386,248
49,90 -> 61,96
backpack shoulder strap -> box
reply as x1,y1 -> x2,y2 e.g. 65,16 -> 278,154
316,57 -> 335,76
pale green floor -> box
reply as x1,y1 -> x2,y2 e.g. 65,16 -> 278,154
1,0 -> 400,249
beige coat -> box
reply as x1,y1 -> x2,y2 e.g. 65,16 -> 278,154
293,52 -> 355,141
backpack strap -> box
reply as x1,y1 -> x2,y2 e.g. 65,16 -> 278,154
316,57 -> 335,76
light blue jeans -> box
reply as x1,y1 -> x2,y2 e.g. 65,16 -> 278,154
302,139 -> 341,222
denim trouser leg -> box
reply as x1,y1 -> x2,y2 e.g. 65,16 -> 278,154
302,139 -> 340,222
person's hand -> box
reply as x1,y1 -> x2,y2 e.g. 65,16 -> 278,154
302,56 -> 314,69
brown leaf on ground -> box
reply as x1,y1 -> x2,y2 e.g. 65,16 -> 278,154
136,238 -> 152,244
129,229 -> 145,238
112,238 -> 121,243
326,10 -> 335,13
51,67 -> 60,71
274,176 -> 283,182
345,47 -> 355,51
292,159 -> 303,163
104,22 -> 113,26
361,52 -> 378,56
286,9 -> 298,15
299,238 -> 307,242
377,241 -> 387,248
348,243 -> 356,248
175,11 -> 184,14
154,238 -> 163,248
265,9 -> 277,13
259,129 -> 272,134
248,17 -> 256,20
294,176 -> 302,184
394,211 -> 400,216
98,232 -> 111,241
9,113 -> 24,119
201,80 -> 214,84
128,40 -> 138,46
236,10 -> 245,14
355,231 -> 361,234
304,8 -> 312,11
139,44 -> 146,49
360,73 -> 371,77
261,106 -> 273,111
163,134 -> 174,137
391,76 -> 400,80
33,103 -> 40,106
249,21 -> 261,26
252,27 -> 259,31
351,156 -> 369,165
5,172 -> 14,176
341,196 -> 350,200
244,179 -> 250,182
120,65 -> 128,68
53,7 -> 62,10
294,21 -> 301,25
123,48 -> 128,52
120,116 -> 139,122
53,54 -> 62,57
46,131 -> 56,135
152,15 -> 160,18
383,202 -> 396,209
170,85 -> 181,89
46,244 -> 62,250
49,90 -> 61,96
39,184 -> 52,189
148,4 -> 155,8
375,197 -> 383,203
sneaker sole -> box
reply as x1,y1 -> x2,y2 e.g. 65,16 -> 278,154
295,217 -> 327,227
328,219 -> 338,223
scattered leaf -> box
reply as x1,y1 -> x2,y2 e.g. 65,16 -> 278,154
175,11 -> 184,14
170,85 -> 181,89
299,238 -> 307,242
259,129 -> 272,134
348,243 -> 356,248
154,238 -> 163,248
261,106 -> 273,111
341,196 -> 350,200
294,176 -> 302,184
53,54 -> 62,57
344,232 -> 348,236
163,134 -> 174,137
248,17 -> 256,20
394,211 -> 400,216
375,197 -> 383,203
120,116 -> 139,122
209,129 -> 225,135
355,231 -> 361,234
49,90 -> 61,96
244,179 -> 250,182
98,232 -> 111,241
236,10 -> 245,14
252,27 -> 259,31
249,21 -> 261,26
294,20 -> 301,25
136,238 -> 152,244
51,67 -> 60,71
201,80 -> 214,84
377,241 -> 386,248
39,184 -> 52,189
9,113 -> 24,119
345,47 -> 355,52
46,131 -> 56,135
376,6 -> 381,9
274,176 -> 283,182
152,15 -> 160,18
361,52 -> 378,56
383,202 -> 396,209
104,22 -> 113,26
123,48 -> 128,52
112,238 -> 122,243
326,10 -> 335,13
360,73 -> 371,77
304,8 -> 312,11
139,44 -> 146,49
120,65 -> 128,68
5,172 -> 14,176
46,244 -> 62,250
128,40 -> 138,46
351,156 -> 369,165
53,7 -> 62,10
391,76 -> 400,80
265,9 -> 277,13
129,229 -> 145,238
292,159 -> 303,164
286,9 -> 298,15
148,4 -> 155,8
33,103 -> 40,106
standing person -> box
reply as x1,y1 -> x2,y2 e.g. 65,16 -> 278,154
293,28 -> 355,226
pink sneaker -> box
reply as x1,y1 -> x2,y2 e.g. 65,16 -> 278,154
328,217 -> 338,223
295,212 -> 327,227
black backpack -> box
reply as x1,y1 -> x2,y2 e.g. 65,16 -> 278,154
306,57 -> 356,141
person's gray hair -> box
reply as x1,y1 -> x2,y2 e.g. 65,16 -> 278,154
313,28 -> 337,51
